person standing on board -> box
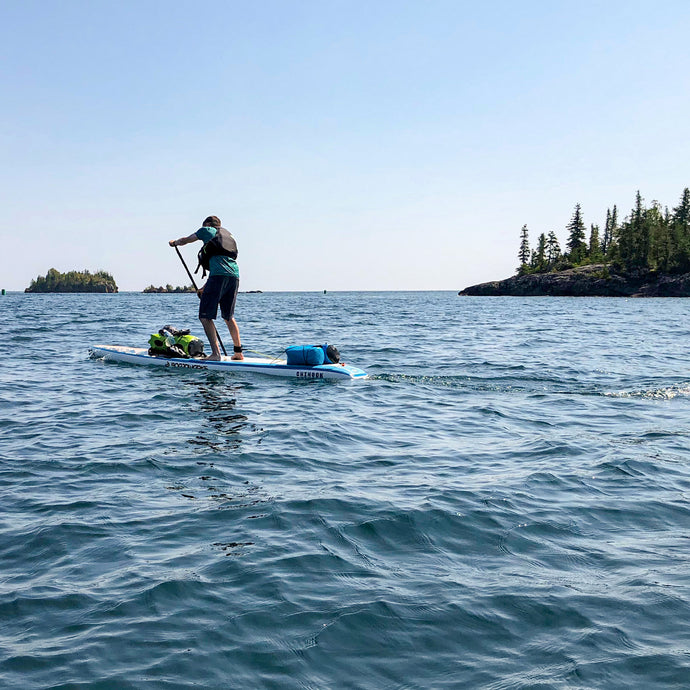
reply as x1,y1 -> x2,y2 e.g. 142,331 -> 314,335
169,215 -> 243,361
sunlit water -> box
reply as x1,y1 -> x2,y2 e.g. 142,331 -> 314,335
2,291 -> 690,688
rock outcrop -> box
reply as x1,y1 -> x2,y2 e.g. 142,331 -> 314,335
459,265 -> 690,297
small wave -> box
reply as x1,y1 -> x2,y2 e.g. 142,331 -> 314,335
604,385 -> 690,400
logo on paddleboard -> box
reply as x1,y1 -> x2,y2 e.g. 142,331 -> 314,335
165,361 -> 208,370
295,371 -> 324,378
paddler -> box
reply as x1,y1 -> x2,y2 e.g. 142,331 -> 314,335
169,215 -> 243,361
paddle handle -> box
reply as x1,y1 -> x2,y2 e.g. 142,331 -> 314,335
172,245 -> 227,357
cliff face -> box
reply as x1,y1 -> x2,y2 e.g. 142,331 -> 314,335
459,265 -> 690,297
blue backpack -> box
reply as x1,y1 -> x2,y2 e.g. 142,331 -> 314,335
285,344 -> 340,366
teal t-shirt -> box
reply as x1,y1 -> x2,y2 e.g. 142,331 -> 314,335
196,227 -> 239,279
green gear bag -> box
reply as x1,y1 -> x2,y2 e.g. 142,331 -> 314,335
148,328 -> 204,358
174,334 -> 204,357
148,332 -> 174,353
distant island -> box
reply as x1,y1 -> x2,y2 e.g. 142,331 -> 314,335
26,268 -> 118,293
142,285 -> 264,293
143,284 -> 196,293
459,186 -> 690,297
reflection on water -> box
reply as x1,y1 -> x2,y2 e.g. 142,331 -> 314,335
185,376 -> 253,452
162,376 -> 271,518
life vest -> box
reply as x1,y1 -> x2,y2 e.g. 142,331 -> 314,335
196,227 -> 238,278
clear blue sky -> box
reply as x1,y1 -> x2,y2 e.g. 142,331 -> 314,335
2,0 -> 689,291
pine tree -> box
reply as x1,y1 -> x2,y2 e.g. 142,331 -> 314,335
618,192 -> 649,271
532,233 -> 547,272
647,202 -> 671,272
633,191 -> 649,269
602,207 -> 616,255
518,224 -> 530,273
671,188 -> 690,272
566,204 -> 587,263
603,205 -> 619,260
589,224 -> 602,262
546,231 -> 561,266
602,209 -> 611,255
617,201 -> 635,270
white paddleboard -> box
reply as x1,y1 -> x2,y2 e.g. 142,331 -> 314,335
90,345 -> 368,380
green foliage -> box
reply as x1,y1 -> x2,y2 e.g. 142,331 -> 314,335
588,224 -> 603,263
517,224 -> 530,273
670,188 -> 690,272
530,233 -> 547,272
25,269 -> 117,293
516,187 -> 690,277
143,284 -> 196,293
546,231 -> 561,265
565,204 -> 587,263
602,206 -> 618,256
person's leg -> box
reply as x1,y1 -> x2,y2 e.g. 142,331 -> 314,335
200,318 -> 222,360
224,317 -> 243,360
218,275 -> 242,360
200,318 -> 222,359
198,276 -> 223,360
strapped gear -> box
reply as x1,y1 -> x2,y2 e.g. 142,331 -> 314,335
148,325 -> 205,358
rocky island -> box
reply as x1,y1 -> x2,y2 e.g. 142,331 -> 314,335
26,269 -> 118,293
459,264 -> 690,297
143,284 -> 196,293
460,187 -> 690,298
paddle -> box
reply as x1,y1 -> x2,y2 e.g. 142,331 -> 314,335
173,245 -> 227,356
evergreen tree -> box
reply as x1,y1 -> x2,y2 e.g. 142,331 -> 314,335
647,202 -> 671,272
532,233 -> 547,272
603,205 -> 619,259
546,231 -> 561,265
617,200 -> 636,271
518,224 -> 530,273
602,209 -> 612,255
671,188 -> 690,272
617,192 -> 651,271
602,207 -> 617,256
588,224 -> 603,262
633,191 -> 649,269
673,187 -> 690,226
565,204 -> 587,263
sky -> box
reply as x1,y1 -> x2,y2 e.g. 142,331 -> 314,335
1,0 -> 689,292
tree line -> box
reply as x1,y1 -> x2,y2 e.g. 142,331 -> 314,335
25,268 -> 118,293
517,187 -> 690,276
143,284 -> 196,293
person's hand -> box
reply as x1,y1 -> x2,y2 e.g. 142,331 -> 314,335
197,287 -> 204,299
169,240 -> 177,247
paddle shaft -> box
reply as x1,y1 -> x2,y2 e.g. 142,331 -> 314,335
173,246 -> 227,356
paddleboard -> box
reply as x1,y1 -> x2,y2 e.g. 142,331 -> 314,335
89,345 -> 368,380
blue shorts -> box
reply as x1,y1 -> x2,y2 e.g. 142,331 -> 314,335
199,275 -> 239,321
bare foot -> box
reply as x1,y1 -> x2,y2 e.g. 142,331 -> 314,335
231,353 -> 244,360
204,353 -> 222,361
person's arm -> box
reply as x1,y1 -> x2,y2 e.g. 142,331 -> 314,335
169,232 -> 199,247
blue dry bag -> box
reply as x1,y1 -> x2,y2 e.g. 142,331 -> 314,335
285,344 -> 340,366
285,345 -> 326,366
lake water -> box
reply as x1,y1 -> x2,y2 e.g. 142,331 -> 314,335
2,291 -> 690,688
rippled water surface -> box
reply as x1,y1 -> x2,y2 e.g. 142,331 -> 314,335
2,291 -> 690,688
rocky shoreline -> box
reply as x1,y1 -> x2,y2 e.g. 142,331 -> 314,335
459,265 -> 690,297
